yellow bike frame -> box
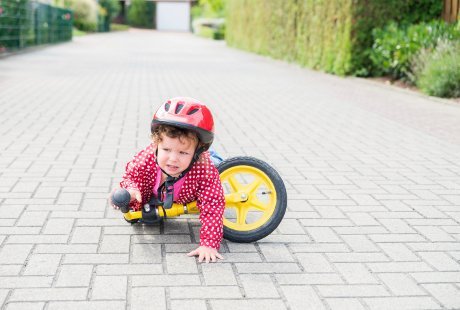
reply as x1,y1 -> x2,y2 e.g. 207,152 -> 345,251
122,193 -> 247,222
122,201 -> 198,221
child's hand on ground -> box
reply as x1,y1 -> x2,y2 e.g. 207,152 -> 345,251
108,188 -> 142,210
187,246 -> 224,263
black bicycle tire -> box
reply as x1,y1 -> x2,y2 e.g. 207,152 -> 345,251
217,156 -> 287,243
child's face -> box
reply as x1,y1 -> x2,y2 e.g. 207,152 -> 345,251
156,134 -> 197,177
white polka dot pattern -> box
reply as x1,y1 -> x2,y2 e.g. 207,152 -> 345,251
119,144 -> 225,249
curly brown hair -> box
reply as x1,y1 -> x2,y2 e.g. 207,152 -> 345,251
151,124 -> 200,146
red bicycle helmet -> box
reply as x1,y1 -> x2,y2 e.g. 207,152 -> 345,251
151,97 -> 214,147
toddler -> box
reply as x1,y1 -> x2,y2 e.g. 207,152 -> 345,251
110,97 -> 225,263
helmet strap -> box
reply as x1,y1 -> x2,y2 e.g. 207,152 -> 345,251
154,145 -> 206,209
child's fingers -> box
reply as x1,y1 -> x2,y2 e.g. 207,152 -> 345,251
186,249 -> 198,257
186,247 -> 223,263
135,192 -> 142,203
128,190 -> 136,202
108,189 -> 119,209
128,189 -> 142,203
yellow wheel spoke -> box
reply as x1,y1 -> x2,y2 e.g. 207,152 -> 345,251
225,192 -> 245,204
227,176 -> 241,193
236,206 -> 248,225
224,202 -> 238,210
245,178 -> 263,196
247,198 -> 267,211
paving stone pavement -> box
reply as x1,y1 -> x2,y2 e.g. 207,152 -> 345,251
1,29 -> 460,310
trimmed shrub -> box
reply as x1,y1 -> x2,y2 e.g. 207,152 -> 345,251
370,20 -> 460,80
67,0 -> 98,32
192,0 -> 225,40
127,0 -> 155,28
350,1 -> 442,75
193,18 -> 225,40
195,0 -> 225,18
98,0 -> 120,31
413,40 -> 460,98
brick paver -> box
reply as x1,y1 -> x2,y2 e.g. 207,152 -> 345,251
1,29 -> 460,309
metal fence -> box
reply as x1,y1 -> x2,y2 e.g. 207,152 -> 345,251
0,0 -> 72,53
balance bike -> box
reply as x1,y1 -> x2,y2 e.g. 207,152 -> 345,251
112,156 -> 287,243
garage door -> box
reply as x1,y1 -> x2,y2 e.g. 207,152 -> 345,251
156,2 -> 191,31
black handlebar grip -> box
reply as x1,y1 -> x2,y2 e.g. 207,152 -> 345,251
112,189 -> 131,213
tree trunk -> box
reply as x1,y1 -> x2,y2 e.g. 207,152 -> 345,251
443,0 -> 459,22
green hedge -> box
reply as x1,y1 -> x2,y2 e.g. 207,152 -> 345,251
295,0 -> 353,75
225,0 -> 443,76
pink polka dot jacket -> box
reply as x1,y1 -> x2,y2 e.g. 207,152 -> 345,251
119,144 -> 225,250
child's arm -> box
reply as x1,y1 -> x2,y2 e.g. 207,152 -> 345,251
187,165 -> 225,263
195,166 -> 225,250
118,145 -> 156,210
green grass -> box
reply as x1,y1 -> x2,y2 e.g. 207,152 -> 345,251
111,23 -> 130,31
72,27 -> 87,37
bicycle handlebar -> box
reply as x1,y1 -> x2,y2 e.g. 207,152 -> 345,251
111,188 -> 131,213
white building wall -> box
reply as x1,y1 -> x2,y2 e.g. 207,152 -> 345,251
156,2 -> 191,31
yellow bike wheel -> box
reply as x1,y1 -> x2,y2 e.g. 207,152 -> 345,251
217,157 -> 287,243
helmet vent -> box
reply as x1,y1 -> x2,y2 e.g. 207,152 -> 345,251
187,108 -> 199,115
175,103 -> 184,114
164,102 -> 171,111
